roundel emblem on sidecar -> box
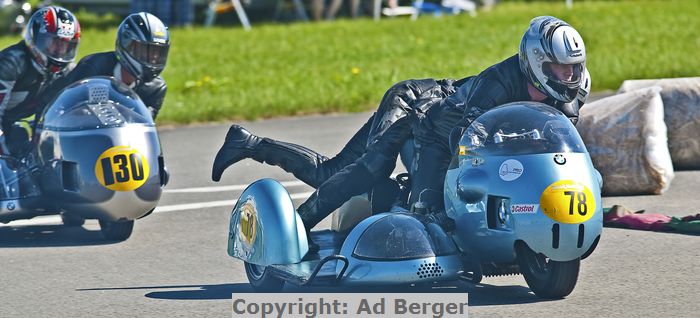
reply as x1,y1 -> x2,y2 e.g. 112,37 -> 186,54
540,180 -> 596,224
499,159 -> 524,181
238,199 -> 257,247
95,146 -> 150,191
554,154 -> 567,165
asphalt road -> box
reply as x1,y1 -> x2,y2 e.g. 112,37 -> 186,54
1,111 -> 699,317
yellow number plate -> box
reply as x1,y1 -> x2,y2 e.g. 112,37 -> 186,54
540,180 -> 595,224
95,146 -> 150,191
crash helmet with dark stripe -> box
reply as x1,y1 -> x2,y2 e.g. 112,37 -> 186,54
23,6 -> 80,75
115,12 -> 170,83
519,16 -> 586,103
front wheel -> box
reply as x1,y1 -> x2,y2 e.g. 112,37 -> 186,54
516,242 -> 580,299
99,220 -> 134,241
244,262 -> 284,292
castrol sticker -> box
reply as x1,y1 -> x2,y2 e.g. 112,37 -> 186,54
499,159 -> 523,181
539,180 -> 596,224
511,204 -> 539,214
95,146 -> 150,191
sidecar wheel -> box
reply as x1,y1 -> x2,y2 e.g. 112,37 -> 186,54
99,220 -> 134,241
244,262 -> 284,292
61,214 -> 85,227
516,243 -> 580,299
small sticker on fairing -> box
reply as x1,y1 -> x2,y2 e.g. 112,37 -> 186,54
95,146 -> 150,191
499,159 -> 524,181
511,204 -> 539,214
459,146 -> 466,155
554,154 -> 567,165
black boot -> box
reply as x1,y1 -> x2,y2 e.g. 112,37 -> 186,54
298,194 -> 325,257
212,125 -> 365,186
212,125 -> 262,181
305,229 -> 320,254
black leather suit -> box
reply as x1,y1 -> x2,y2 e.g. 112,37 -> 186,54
409,54 -> 585,209
0,41 -> 63,134
296,78 -> 459,229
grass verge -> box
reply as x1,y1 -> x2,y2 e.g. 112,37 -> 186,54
1,0 -> 698,124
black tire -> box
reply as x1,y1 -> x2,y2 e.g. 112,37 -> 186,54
61,214 -> 85,227
99,220 -> 134,241
244,262 -> 284,292
516,242 -> 580,299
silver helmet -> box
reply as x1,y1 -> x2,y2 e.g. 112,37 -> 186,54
519,16 -> 586,103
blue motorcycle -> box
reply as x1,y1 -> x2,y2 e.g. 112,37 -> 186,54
226,102 -> 603,298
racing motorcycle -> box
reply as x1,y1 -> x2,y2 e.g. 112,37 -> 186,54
0,0 -> 31,34
225,102 -> 602,298
0,77 -> 167,241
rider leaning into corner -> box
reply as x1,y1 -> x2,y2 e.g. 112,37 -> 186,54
0,6 -> 80,155
41,12 -> 170,120
212,16 -> 591,251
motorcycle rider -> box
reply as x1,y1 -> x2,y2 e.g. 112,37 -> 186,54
212,16 -> 590,250
0,6 -> 80,154
42,12 -> 170,119
408,16 -> 590,211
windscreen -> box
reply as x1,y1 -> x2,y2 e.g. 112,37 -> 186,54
458,102 -> 587,157
353,214 -> 456,260
40,77 -> 153,131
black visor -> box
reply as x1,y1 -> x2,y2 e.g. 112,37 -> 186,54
127,41 -> 169,67
36,32 -> 78,62
543,62 -> 583,86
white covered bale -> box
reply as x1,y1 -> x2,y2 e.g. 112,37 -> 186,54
577,86 -> 674,195
618,77 -> 700,169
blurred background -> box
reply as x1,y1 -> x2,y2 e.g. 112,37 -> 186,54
1,0 -> 699,124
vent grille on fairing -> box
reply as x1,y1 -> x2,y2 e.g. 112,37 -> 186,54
416,261 -> 444,279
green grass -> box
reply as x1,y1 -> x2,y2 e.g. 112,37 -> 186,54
2,0 -> 699,124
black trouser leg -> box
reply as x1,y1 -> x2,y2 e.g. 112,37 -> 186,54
408,138 -> 452,211
297,117 -> 412,230
213,115 -> 374,186
255,115 -> 373,188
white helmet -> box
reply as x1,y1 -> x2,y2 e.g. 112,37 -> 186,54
519,16 -> 586,103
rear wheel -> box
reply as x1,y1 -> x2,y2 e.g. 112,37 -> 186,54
244,262 -> 284,292
516,242 -> 580,299
99,220 -> 134,241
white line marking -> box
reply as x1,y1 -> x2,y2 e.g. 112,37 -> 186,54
163,180 -> 309,193
163,173 -> 403,194
154,191 -> 314,213
1,191 -> 316,226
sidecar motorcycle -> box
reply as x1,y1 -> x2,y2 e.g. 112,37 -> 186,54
226,102 -> 602,298
0,77 -> 167,241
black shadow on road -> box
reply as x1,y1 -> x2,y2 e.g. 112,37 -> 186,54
0,225 -> 115,248
77,282 -> 550,306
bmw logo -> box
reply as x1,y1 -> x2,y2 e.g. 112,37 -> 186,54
554,154 -> 567,165
7,202 -> 16,211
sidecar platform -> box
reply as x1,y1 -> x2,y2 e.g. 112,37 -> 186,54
267,230 -> 349,286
